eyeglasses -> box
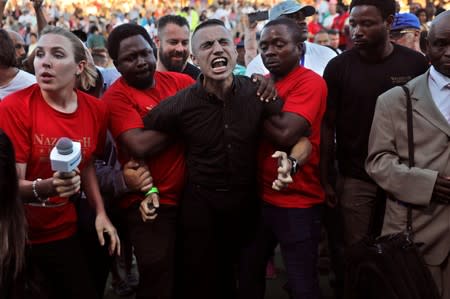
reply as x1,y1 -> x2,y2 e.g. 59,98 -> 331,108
390,30 -> 416,40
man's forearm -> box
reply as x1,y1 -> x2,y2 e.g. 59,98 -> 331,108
264,114 -> 310,148
119,128 -> 171,159
95,162 -> 129,199
244,26 -> 258,66
289,137 -> 312,166
33,0 -> 47,35
35,8 -> 47,35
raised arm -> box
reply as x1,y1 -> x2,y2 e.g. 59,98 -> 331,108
0,0 -> 7,28
243,15 -> 258,66
32,0 -> 47,35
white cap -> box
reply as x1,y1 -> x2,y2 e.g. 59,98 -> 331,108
269,0 -> 316,21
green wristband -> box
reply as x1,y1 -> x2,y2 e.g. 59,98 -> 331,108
145,187 -> 159,197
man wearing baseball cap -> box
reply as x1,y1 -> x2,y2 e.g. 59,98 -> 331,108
390,13 -> 424,54
269,0 -> 316,20
245,0 -> 337,77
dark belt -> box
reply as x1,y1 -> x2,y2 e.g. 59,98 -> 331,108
194,184 -> 232,192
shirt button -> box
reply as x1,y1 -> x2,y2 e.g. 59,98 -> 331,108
227,144 -> 232,149
224,124 -> 229,129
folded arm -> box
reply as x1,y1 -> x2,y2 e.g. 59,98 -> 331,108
366,95 -> 437,206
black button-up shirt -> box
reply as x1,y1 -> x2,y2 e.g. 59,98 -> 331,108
143,75 -> 282,188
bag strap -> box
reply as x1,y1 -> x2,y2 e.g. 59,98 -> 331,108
401,85 -> 414,234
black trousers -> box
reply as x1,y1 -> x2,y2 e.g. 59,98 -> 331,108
79,229 -> 113,298
126,203 -> 178,299
77,197 -> 115,299
176,183 -> 259,299
27,235 -> 98,299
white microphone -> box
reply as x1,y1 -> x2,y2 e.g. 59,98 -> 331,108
50,137 -> 82,175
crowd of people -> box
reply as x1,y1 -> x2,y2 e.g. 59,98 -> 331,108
0,0 -> 449,299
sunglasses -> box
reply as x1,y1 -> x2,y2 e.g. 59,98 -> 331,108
390,30 -> 416,40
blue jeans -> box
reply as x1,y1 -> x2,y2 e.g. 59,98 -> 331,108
239,203 -> 322,299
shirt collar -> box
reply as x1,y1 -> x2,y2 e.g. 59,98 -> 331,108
193,74 -> 238,102
429,65 -> 450,91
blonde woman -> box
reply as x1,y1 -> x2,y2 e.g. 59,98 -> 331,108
0,26 -> 119,299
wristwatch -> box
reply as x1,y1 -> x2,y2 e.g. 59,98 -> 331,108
287,156 -> 299,175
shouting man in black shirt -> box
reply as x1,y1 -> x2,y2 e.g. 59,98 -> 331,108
143,19 -> 308,299
103,22 -> 285,299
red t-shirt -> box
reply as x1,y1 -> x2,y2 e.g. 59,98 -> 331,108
104,71 -> 194,209
258,66 -> 327,208
308,21 -> 323,42
332,12 -> 350,47
0,84 -> 108,244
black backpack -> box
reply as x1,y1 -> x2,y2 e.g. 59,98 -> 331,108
345,233 -> 439,299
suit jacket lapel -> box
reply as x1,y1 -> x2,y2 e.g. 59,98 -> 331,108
410,71 -> 450,137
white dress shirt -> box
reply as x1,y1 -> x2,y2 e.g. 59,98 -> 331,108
429,66 -> 450,124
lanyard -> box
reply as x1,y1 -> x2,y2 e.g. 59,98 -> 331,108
300,54 -> 305,66
299,45 -> 306,66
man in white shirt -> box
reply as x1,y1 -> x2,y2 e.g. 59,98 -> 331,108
366,10 -> 450,298
316,0 -> 329,23
244,0 -> 337,77
0,29 -> 35,100
322,0 -> 339,29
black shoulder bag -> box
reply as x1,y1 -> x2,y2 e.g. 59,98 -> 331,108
344,86 -> 440,299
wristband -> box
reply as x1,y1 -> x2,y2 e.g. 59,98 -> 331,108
145,187 -> 159,197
